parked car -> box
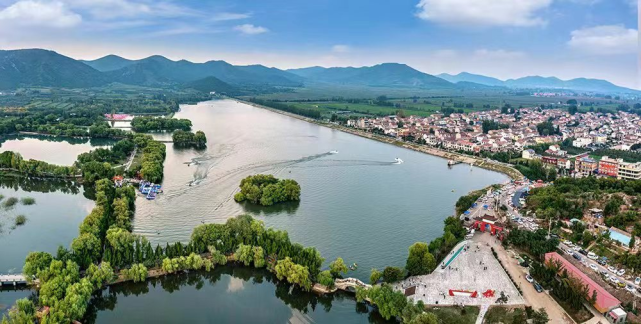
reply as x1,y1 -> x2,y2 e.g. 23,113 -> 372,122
618,281 -> 626,288
610,277 -> 619,284
533,282 -> 543,293
636,287 -> 641,294
608,266 -> 617,273
588,252 -> 598,260
617,269 -> 626,276
564,240 -> 573,246
579,249 -> 588,256
590,264 -> 598,271
573,253 -> 582,261
626,285 -> 636,292
565,249 -> 573,255
604,274 -> 611,280
526,274 -> 534,283
598,258 -> 607,266
635,277 -> 640,285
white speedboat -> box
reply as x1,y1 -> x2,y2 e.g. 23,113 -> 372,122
329,150 -> 339,154
394,158 -> 404,164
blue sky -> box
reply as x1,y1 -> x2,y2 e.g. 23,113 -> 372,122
0,0 -> 638,88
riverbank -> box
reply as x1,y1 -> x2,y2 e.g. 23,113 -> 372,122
235,99 -> 523,181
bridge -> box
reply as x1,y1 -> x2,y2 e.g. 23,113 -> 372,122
334,278 -> 372,291
0,274 -> 28,286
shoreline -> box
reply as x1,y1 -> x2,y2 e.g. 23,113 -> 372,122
233,99 -> 523,181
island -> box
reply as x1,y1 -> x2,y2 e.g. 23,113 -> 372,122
233,174 -> 301,206
172,130 -> 207,149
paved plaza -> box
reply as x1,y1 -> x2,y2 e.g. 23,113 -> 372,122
395,235 -> 525,307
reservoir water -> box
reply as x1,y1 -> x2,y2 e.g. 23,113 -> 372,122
1,100 -> 508,321
0,135 -> 113,166
134,100 -> 507,280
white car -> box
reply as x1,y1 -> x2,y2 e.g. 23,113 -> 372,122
635,277 -> 640,285
604,274 -> 610,280
587,252 -> 598,260
566,249 -> 573,255
564,240 -> 572,246
589,264 -> 598,271
617,269 -> 626,276
526,274 -> 534,283
573,246 -> 581,251
610,277 -> 619,284
626,285 -> 636,292
608,266 -> 617,273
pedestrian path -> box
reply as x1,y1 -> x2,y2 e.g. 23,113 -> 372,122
475,304 -> 490,324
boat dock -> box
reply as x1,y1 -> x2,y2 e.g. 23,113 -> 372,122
0,274 -> 28,286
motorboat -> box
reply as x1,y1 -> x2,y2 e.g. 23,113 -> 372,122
329,150 -> 339,154
394,158 -> 404,164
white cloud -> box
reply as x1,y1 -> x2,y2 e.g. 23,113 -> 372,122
415,0 -> 552,27
0,0 -> 81,28
474,49 -> 526,59
568,25 -> 638,55
61,0 -> 200,20
212,12 -> 250,22
233,24 -> 268,35
331,45 -> 350,53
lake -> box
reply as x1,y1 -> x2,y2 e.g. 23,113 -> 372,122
0,177 -> 95,273
133,100 -> 508,280
86,266 -> 391,324
0,135 -> 113,166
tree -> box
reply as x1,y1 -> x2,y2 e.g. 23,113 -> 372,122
383,266 -> 404,283
329,257 -> 348,277
409,312 -> 438,324
532,308 -> 549,324
23,251 -> 53,278
235,244 -> 253,266
405,242 -> 436,276
71,233 -> 102,269
370,268 -> 382,285
317,270 -> 335,288
568,105 -> 578,115
252,246 -> 265,268
85,262 -> 114,288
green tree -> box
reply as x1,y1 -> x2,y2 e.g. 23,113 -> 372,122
317,270 -> 335,288
235,244 -> 253,266
370,268 -> 382,285
329,257 -> 348,277
383,266 -> 404,283
532,308 -> 549,324
405,242 -> 436,276
23,251 -> 53,278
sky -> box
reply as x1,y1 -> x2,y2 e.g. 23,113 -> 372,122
0,0 -> 638,88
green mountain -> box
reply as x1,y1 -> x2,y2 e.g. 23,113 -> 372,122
81,55 -> 135,72
436,71 -> 638,94
181,76 -> 238,94
437,72 -> 504,87
288,63 -> 454,89
102,57 -> 303,87
0,49 -> 108,89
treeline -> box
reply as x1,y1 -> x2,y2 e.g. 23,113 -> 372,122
591,149 -> 641,163
137,135 -> 166,183
249,98 -> 322,119
504,228 -> 559,260
530,259 -> 593,312
0,151 -> 80,178
512,159 -> 557,182
233,174 -> 301,206
172,130 -> 207,149
455,189 -> 483,215
131,116 -> 192,132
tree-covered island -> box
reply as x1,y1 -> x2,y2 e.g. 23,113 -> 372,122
234,174 -> 301,206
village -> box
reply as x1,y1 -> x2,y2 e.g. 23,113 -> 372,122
346,106 -> 641,179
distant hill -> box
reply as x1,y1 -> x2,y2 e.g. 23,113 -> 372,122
81,55 -> 135,72
0,49 -> 108,89
437,71 -> 638,94
437,72 -> 504,87
181,76 -> 238,94
288,63 -> 454,89
103,57 -> 303,87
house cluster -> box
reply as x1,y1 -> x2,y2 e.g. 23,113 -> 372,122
347,107 -> 641,156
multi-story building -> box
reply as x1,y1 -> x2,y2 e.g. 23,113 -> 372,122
618,162 -> 641,180
575,157 -> 598,176
598,156 -> 620,177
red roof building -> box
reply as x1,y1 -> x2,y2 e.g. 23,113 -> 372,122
544,252 -> 621,313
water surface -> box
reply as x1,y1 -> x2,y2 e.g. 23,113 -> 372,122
134,100 -> 508,280
0,135 -> 113,165
86,266 -> 390,324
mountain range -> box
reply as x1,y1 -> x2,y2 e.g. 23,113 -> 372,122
0,49 -> 637,95
438,72 -> 634,94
